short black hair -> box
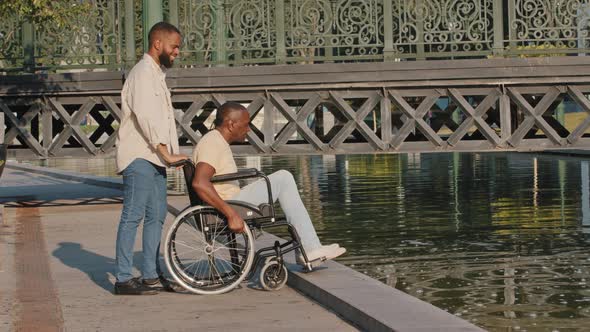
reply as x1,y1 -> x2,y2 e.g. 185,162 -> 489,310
213,102 -> 247,127
148,22 -> 181,48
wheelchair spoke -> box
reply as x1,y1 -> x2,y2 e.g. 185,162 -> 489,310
195,259 -> 205,280
220,259 -> 242,269
219,257 -> 236,274
211,225 -> 229,244
210,258 -> 224,283
172,240 -> 201,253
212,219 -> 222,242
182,260 -> 198,275
212,244 -> 245,254
184,218 -> 209,247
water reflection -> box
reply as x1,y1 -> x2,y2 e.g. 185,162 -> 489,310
18,152 -> 590,331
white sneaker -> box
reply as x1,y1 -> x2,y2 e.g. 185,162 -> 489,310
306,245 -> 346,262
295,244 -> 343,265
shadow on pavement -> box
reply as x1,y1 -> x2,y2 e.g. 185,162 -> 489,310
52,242 -> 144,293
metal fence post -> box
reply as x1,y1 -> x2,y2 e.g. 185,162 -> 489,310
507,0 -> 516,54
0,103 -> 4,144
492,0 -> 504,57
143,0 -> 163,52
577,3 -> 590,56
22,21 -> 34,72
275,0 -> 287,64
169,0 -> 179,27
416,0 -> 425,60
214,0 -> 226,66
124,0 -> 136,66
383,0 -> 395,61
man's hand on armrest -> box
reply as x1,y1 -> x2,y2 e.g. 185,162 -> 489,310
156,144 -> 189,167
192,162 -> 245,233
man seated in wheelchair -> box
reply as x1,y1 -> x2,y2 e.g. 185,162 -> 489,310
191,101 -> 346,266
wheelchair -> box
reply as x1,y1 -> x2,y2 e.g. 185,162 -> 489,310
163,159 -> 317,295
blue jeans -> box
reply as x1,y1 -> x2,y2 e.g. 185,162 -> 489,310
231,170 -> 322,253
115,158 -> 167,282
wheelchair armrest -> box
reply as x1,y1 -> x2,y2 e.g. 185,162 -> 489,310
211,168 -> 260,183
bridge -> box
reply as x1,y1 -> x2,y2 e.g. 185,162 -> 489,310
2,0 -> 590,158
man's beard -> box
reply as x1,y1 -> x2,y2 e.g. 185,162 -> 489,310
159,53 -> 173,68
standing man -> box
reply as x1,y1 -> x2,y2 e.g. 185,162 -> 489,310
114,22 -> 188,295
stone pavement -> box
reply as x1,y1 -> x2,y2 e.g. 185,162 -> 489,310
0,167 -> 356,332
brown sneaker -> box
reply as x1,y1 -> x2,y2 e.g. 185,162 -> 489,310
114,277 -> 158,295
142,276 -> 184,293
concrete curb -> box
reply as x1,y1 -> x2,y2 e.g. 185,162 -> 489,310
10,162 -> 484,332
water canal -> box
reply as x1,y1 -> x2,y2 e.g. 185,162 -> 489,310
18,152 -> 590,331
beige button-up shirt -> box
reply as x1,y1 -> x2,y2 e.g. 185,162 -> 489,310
116,54 -> 180,173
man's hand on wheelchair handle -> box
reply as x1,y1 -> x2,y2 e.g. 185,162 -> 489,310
156,144 -> 189,168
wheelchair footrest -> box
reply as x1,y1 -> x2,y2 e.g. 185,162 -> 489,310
300,257 -> 328,272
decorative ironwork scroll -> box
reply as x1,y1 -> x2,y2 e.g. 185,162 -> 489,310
392,0 -> 494,57
0,13 -> 24,71
34,0 -> 122,69
286,0 -> 384,62
175,0 -> 219,65
226,0 -> 276,64
507,0 -> 590,54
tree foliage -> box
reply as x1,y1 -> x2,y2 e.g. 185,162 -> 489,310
0,0 -> 91,26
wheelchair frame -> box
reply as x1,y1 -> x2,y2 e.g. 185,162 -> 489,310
163,159 -> 314,295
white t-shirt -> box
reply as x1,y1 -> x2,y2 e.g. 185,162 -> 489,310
192,130 -> 240,200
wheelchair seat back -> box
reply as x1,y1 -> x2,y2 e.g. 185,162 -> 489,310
181,162 -> 205,207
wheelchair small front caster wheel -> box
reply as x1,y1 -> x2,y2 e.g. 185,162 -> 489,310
260,259 -> 288,291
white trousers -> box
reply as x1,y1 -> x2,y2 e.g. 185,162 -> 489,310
230,170 -> 322,252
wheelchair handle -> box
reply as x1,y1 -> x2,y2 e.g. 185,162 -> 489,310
169,158 -> 193,168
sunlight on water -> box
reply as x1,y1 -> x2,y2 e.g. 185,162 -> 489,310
19,152 -> 590,331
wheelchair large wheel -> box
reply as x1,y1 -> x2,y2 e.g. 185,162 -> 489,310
164,206 -> 254,295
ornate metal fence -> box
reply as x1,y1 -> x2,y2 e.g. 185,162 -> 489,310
1,0 -> 590,72
0,1 -> 125,72
507,0 -> 590,55
0,12 -> 24,71
392,0 -> 494,57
